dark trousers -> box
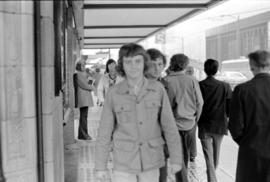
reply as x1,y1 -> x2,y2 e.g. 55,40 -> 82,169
159,161 -> 167,182
200,133 -> 223,182
78,107 -> 89,139
236,146 -> 270,182
175,129 -> 195,182
190,125 -> 197,159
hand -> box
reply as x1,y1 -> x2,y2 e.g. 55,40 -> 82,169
95,170 -> 108,182
97,100 -> 103,107
170,163 -> 182,174
97,99 -> 104,107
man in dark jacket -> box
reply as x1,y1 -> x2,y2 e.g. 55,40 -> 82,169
229,50 -> 270,182
199,59 -> 232,182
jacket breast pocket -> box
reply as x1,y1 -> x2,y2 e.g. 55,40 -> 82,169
145,100 -> 161,122
115,104 -> 132,123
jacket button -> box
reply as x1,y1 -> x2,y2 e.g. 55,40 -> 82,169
139,121 -> 143,125
139,142 -> 143,146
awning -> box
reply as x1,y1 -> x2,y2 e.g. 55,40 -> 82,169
83,0 -> 226,49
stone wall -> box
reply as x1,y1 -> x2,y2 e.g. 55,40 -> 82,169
40,1 -> 64,182
0,1 -> 37,181
0,1 -> 67,182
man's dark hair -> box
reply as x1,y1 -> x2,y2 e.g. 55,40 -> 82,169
169,54 -> 189,72
204,59 -> 219,76
117,43 -> 149,77
105,59 -> 116,73
146,48 -> 166,65
75,59 -> 84,71
248,50 -> 270,68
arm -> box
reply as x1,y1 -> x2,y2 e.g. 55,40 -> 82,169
226,83 -> 233,116
95,89 -> 115,171
228,86 -> 244,145
194,80 -> 204,122
166,80 -> 176,108
76,72 -> 95,91
159,86 -> 183,169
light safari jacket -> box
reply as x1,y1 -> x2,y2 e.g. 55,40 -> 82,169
95,78 -> 183,174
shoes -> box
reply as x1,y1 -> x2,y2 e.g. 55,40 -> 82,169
78,135 -> 92,140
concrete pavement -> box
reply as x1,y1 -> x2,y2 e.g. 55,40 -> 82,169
64,100 -> 238,182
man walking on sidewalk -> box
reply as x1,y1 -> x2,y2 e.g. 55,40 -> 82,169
229,50 -> 270,182
199,59 -> 232,182
95,43 -> 183,182
165,54 -> 204,182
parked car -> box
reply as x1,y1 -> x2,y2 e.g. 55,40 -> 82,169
215,71 -> 248,89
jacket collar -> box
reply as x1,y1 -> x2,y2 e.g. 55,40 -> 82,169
116,77 -> 156,95
168,71 -> 185,76
206,75 -> 216,80
254,72 -> 270,79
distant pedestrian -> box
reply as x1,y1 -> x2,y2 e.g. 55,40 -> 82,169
165,54 -> 204,182
97,59 -> 123,106
95,43 -> 183,182
73,59 -> 96,140
199,59 -> 232,182
229,50 -> 270,182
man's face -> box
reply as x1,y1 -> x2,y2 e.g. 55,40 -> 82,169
147,57 -> 165,79
123,55 -> 144,79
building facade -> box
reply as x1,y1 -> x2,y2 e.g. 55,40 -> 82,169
0,1 -> 83,182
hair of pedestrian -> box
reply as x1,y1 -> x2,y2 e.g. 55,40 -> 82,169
169,53 -> 189,72
117,43 -> 149,77
105,59 -> 116,74
204,58 -> 219,76
75,58 -> 84,71
248,50 -> 270,68
146,48 -> 167,66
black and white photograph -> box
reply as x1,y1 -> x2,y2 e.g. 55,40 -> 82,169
1,0 -> 270,182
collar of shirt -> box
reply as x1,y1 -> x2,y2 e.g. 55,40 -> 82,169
168,71 -> 185,76
127,78 -> 144,96
254,72 -> 270,79
116,77 -> 155,95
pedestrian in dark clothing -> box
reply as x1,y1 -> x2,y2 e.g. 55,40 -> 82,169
165,54 -> 204,182
199,59 -> 232,182
229,50 -> 270,182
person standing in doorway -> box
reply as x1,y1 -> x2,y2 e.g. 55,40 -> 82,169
198,59 -> 232,182
73,59 -> 96,140
95,43 -> 183,182
229,50 -> 270,182
165,54 -> 204,182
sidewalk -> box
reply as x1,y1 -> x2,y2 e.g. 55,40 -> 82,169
64,102 -> 238,182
